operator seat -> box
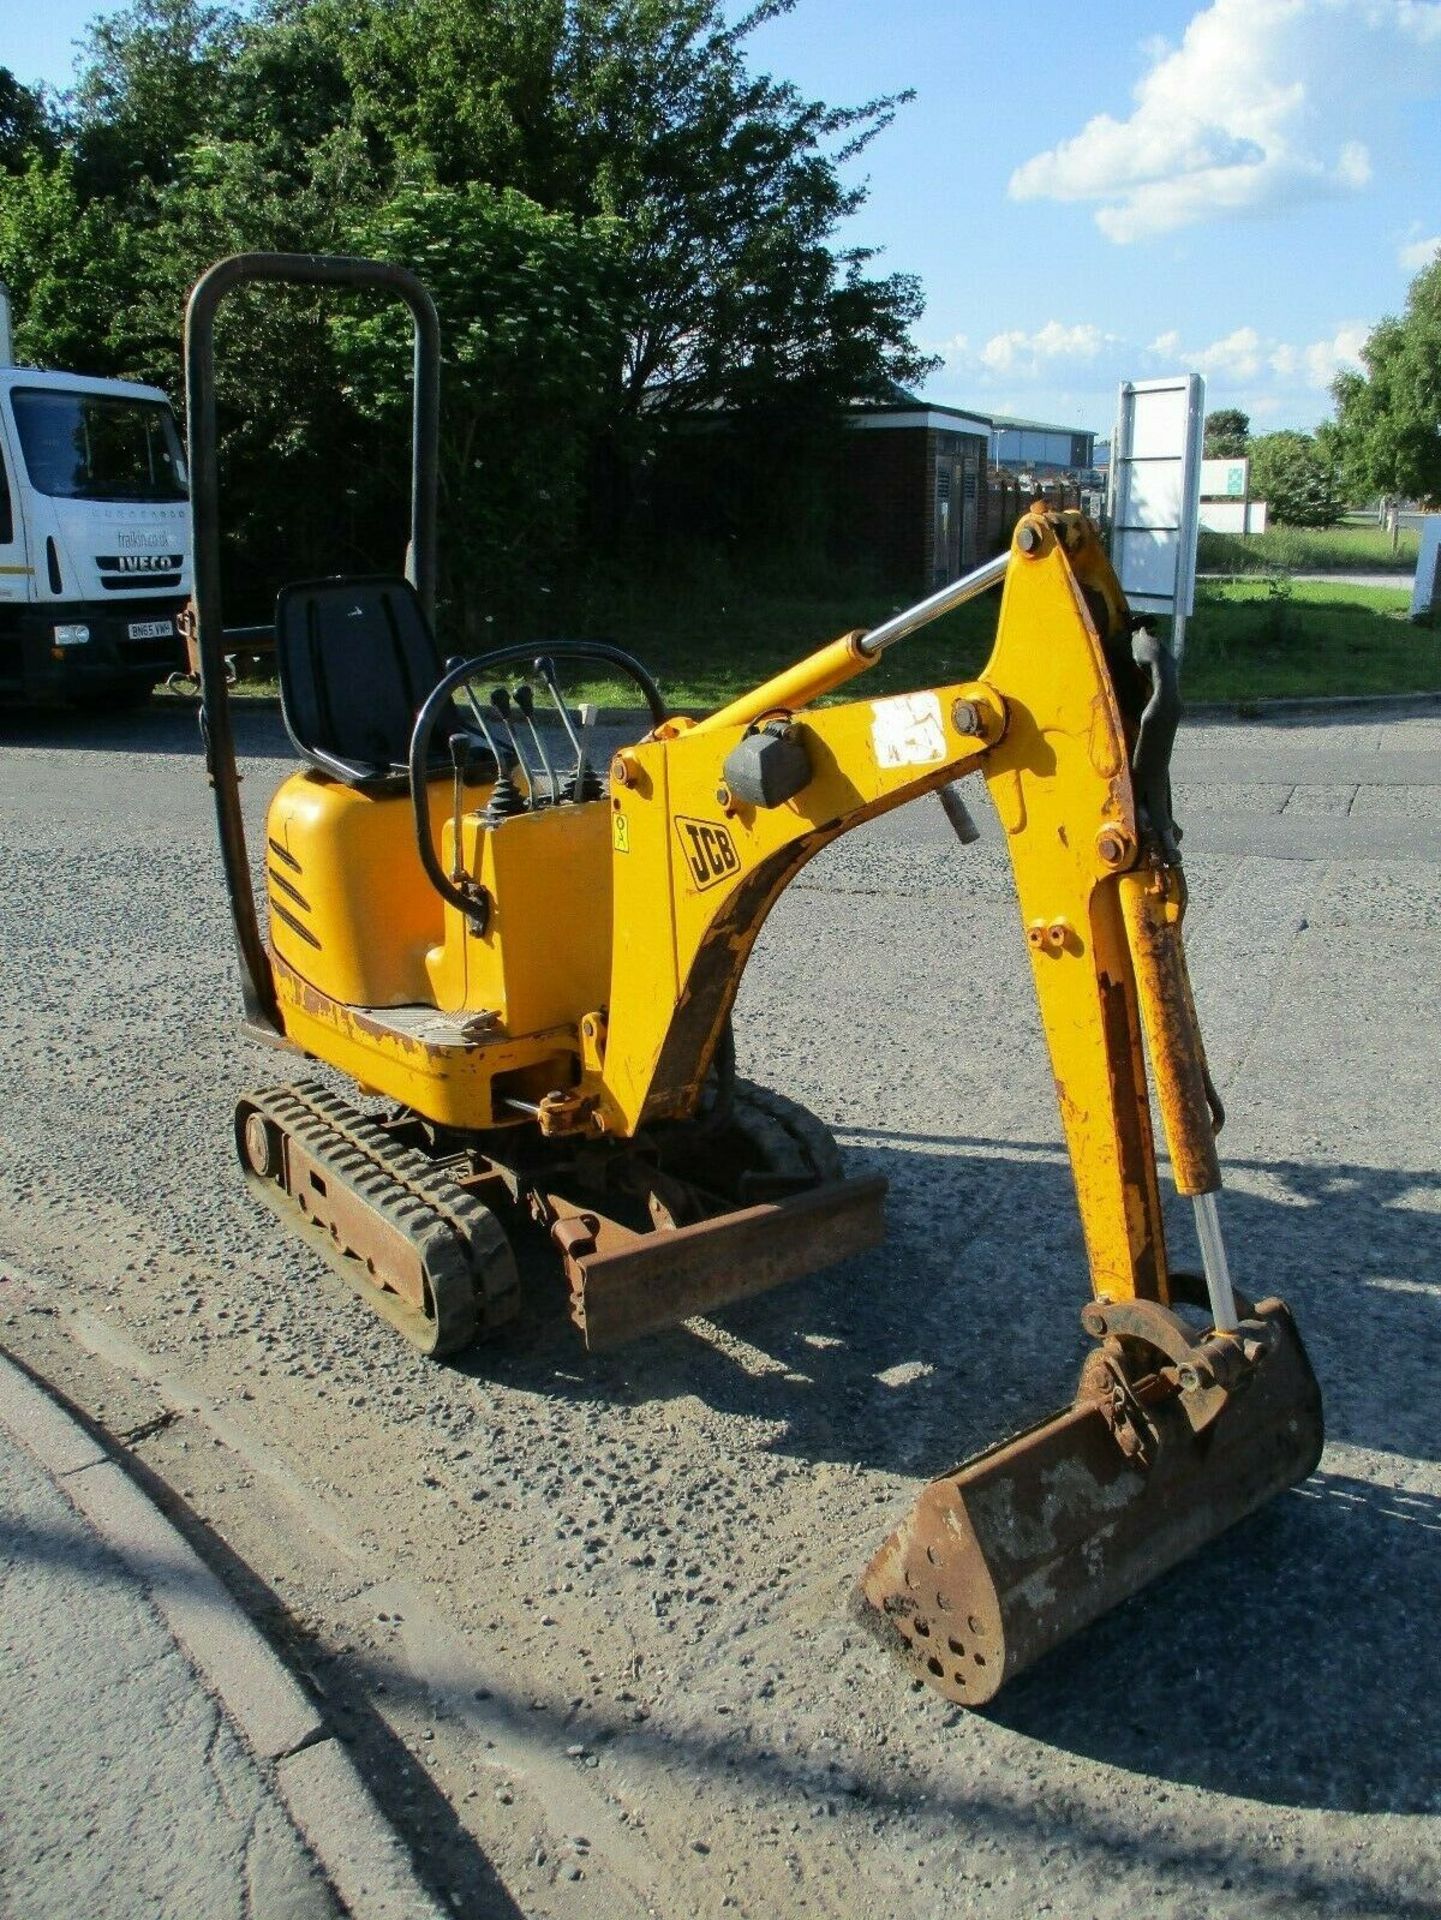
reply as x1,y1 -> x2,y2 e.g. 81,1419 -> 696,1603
274,574 -> 447,787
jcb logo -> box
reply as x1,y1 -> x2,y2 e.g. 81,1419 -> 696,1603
675,815 -> 740,892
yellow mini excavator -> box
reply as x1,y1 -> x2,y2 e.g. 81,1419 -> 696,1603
185,256 -> 1322,1706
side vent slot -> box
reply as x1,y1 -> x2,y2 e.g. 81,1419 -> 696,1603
268,866 -> 311,913
269,899 -> 321,950
46,537 -> 63,594
266,835 -> 317,947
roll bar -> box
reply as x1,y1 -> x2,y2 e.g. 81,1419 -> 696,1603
184,253 -> 442,1032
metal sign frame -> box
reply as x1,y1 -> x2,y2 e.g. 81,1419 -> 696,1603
1107,374 -> 1205,658
1410,516 -> 1441,621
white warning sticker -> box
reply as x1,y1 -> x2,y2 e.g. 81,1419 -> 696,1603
870,691 -> 947,769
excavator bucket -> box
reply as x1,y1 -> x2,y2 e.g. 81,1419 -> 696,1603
858,1294 -> 1322,1705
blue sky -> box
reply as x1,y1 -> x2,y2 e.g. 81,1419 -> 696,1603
11,0 -> 1441,436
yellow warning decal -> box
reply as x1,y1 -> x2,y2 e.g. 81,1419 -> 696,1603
612,812 -> 630,853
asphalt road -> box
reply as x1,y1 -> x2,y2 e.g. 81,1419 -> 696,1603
1,695 -> 1438,1920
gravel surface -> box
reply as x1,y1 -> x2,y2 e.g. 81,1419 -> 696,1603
1,697 -> 1438,1920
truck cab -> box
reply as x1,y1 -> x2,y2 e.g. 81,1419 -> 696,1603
0,365 -> 192,705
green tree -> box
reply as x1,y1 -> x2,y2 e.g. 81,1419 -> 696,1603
0,155 -> 144,372
310,0 -> 934,418
69,0 -> 242,196
0,69 -> 58,175
1332,256 -> 1441,504
1248,430 -> 1344,527
339,180 -> 630,629
64,0 -> 932,425
1203,407 -> 1250,459
125,139 -> 382,614
25,0 -> 936,616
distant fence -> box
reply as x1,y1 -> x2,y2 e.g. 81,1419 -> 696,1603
978,473 -> 1082,559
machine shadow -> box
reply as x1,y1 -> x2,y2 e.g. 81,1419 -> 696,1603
0,696 -> 651,764
0,698 -> 294,760
487,1132 -> 1440,1475
472,1131 -> 1439,1815
988,1469 -> 1441,1815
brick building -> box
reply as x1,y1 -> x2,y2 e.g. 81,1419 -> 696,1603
842,397 -> 991,591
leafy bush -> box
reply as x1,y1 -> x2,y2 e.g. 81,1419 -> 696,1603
1248,431 -> 1345,527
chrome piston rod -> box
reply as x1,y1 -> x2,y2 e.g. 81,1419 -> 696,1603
860,551 -> 1010,657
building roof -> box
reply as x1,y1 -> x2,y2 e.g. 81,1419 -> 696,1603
862,394 -> 1100,441
846,388 -> 991,437
987,412 -> 1097,437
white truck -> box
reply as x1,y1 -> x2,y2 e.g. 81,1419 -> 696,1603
0,285 -> 192,705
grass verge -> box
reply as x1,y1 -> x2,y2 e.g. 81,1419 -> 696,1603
555,575 -> 1437,709
1197,522 -> 1418,574
215,568 -> 1437,715
1179,579 -> 1437,702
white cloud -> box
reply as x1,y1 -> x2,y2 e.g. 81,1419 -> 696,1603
922,311 -> 1368,427
1399,234 -> 1441,270
977,321 -> 1113,375
927,331 -> 970,362
1010,0 -> 1441,242
1150,321 -> 1367,389
1302,324 -> 1368,384
1190,325 -> 1264,379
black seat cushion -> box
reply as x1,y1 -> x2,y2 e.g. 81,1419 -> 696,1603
275,575 -> 443,786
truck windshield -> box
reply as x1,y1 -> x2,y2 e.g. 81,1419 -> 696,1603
11,388 -> 188,503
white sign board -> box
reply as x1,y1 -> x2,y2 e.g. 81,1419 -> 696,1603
1410,515 -> 1441,620
1107,375 -> 1205,641
1199,499 -> 1268,535
1201,457 -> 1248,499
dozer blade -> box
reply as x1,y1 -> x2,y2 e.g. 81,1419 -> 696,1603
557,1174 -> 888,1350
858,1296 -> 1322,1707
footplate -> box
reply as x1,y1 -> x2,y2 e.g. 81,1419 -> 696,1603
554,1174 -> 888,1350
857,1295 -> 1323,1706
236,1082 -> 519,1357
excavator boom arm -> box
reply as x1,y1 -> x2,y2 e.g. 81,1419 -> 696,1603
599,509 -> 1186,1313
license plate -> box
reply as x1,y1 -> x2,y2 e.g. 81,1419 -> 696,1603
127,619 -> 174,641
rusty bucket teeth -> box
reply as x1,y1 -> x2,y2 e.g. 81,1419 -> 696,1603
857,1297 -> 1323,1708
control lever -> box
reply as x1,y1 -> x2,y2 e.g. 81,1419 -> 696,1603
572,701 -> 601,801
489,687 -> 532,804
448,732 -> 478,882
444,656 -> 506,774
535,654 -> 585,767
513,683 -> 557,806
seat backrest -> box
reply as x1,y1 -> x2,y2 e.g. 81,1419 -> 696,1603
275,575 -> 442,786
